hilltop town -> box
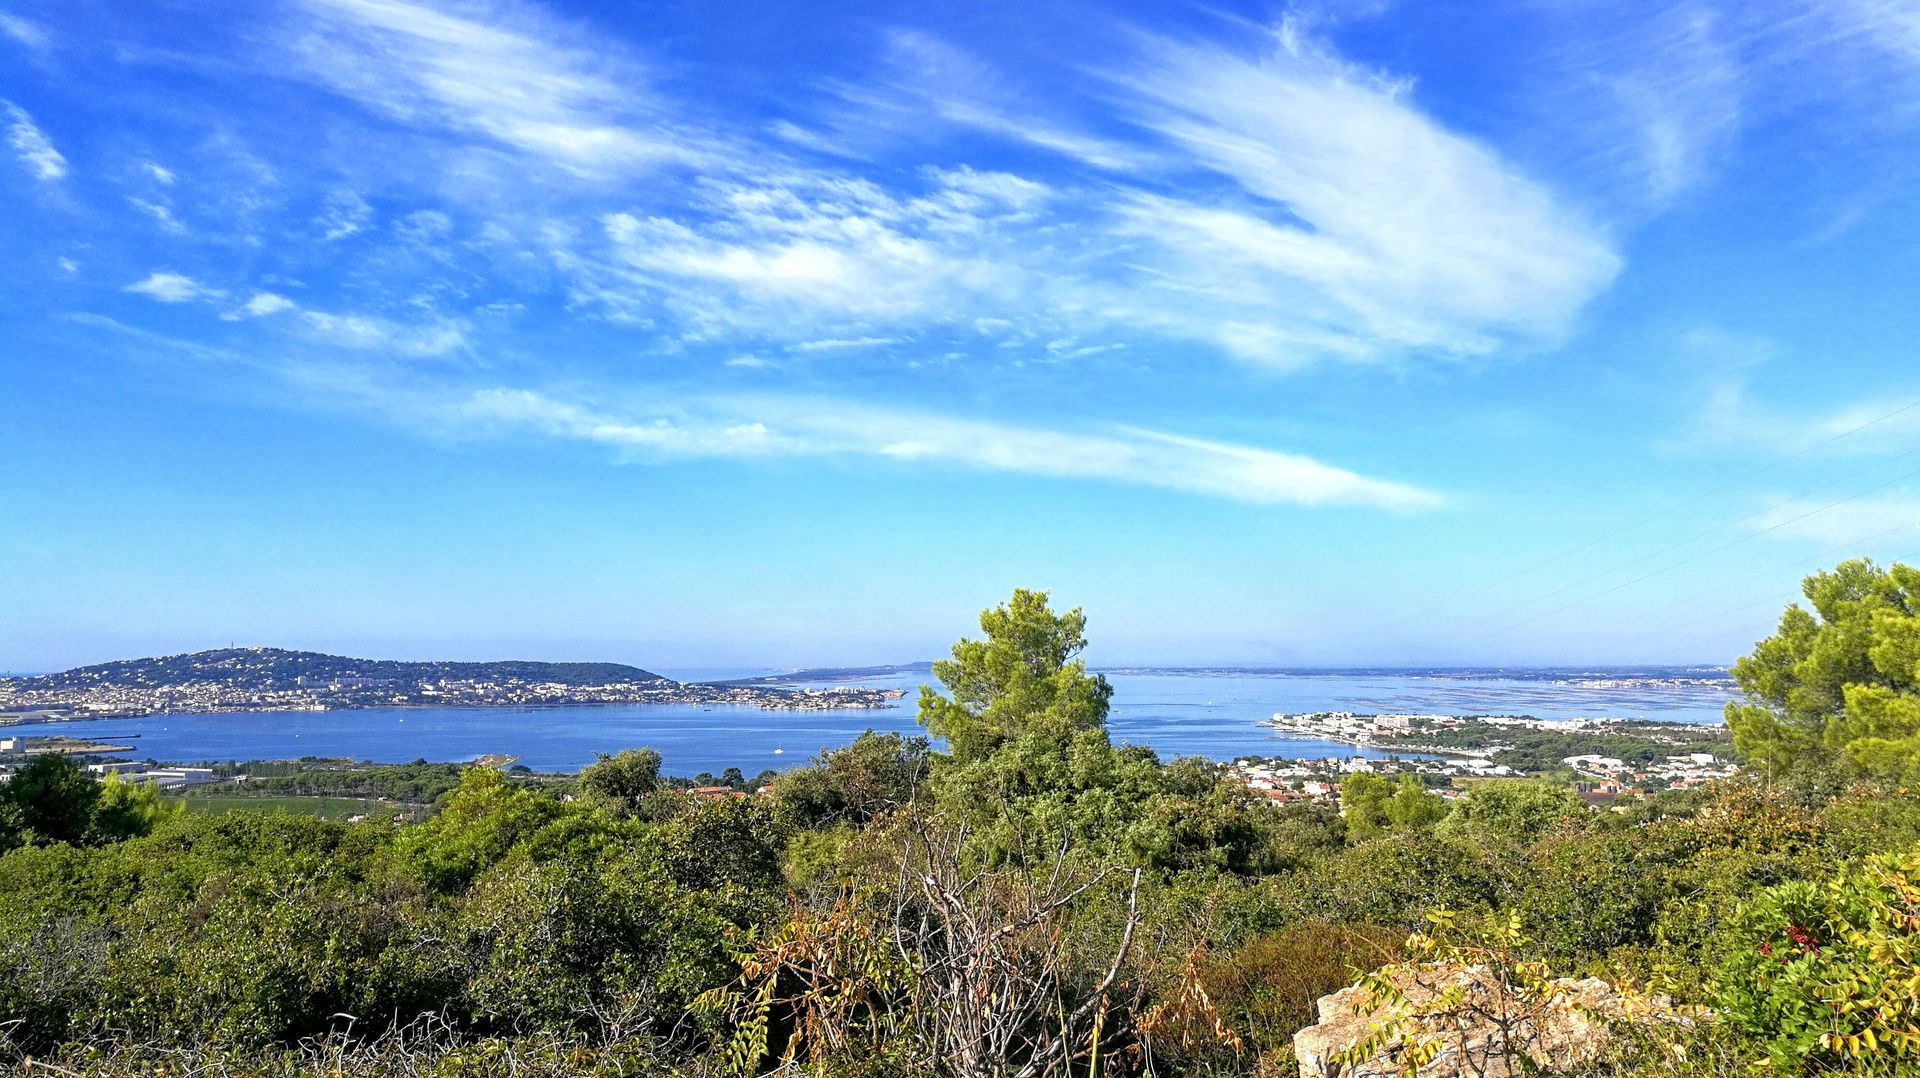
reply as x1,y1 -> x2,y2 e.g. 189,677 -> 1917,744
0,647 -> 903,723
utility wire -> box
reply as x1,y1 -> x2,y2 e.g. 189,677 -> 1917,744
1633,520 -> 1919,621
1438,441 -> 1920,641
1667,546 -> 1920,633
1587,522 -> 1919,652
1452,457 -> 1920,650
1390,395 -> 1920,633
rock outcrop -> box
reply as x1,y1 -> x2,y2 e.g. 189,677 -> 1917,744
1293,963 -> 1679,1077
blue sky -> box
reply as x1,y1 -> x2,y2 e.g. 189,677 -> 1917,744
5,0 -> 1920,672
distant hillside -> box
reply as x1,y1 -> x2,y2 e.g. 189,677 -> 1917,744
13,647 -> 674,691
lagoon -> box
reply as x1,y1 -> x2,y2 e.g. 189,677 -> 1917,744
3,667 -> 1734,775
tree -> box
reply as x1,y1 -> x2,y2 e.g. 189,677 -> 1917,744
1340,773 -> 1394,841
577,748 -> 663,818
0,755 -> 99,846
1386,774 -> 1449,831
1435,780 -> 1582,847
1728,559 -> 1920,782
91,771 -> 185,842
771,730 -> 932,827
918,588 -> 1112,763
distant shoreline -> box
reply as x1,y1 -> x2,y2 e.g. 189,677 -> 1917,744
0,691 -> 909,728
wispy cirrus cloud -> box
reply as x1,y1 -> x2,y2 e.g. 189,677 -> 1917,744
61,311 -> 1442,511
444,387 -> 1443,509
1104,26 -> 1621,365
221,292 -> 299,320
124,272 -> 465,355
1525,3 -> 1745,210
280,0 -> 725,177
1686,379 -> 1920,457
0,14 -> 50,53
557,22 -> 1621,368
27,0 -> 1674,510
299,310 -> 470,357
3,100 -> 67,181
821,29 -> 1154,171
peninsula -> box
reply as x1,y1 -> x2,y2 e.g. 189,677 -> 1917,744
0,647 -> 904,723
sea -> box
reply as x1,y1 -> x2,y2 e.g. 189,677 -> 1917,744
2,666 -> 1735,776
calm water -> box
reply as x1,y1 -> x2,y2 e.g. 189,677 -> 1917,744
5,669 -> 1733,775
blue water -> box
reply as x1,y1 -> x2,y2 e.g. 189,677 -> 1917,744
3,669 -> 1733,775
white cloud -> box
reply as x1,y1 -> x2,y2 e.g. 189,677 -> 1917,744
1687,380 -> 1920,457
1104,27 -> 1621,364
560,24 -> 1619,369
595,176 -> 1014,325
318,189 -> 373,240
0,14 -> 49,52
143,160 -> 177,184
129,197 -> 186,233
3,100 -> 67,181
724,355 -> 773,368
281,0 -> 721,176
300,309 -> 469,356
124,272 -> 224,303
830,30 -> 1152,171
224,292 -> 299,320
1529,4 -> 1745,209
792,337 -> 903,352
439,387 -> 1442,510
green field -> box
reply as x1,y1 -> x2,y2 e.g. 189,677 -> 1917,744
176,794 -> 425,821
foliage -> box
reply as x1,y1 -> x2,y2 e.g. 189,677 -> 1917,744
1435,778 -> 1585,847
1714,844 -> 1920,1073
9,576 -> 1920,1076
1341,774 -> 1448,842
771,731 -> 931,828
1728,558 -> 1920,783
577,748 -> 664,818
191,758 -> 478,803
1,755 -> 102,846
918,587 -> 1112,765
1153,923 -> 1400,1071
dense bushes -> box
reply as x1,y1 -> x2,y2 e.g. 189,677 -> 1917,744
0,772 -> 784,1062
8,577 -> 1920,1074
1714,846 -> 1920,1073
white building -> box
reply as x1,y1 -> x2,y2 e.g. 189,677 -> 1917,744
143,767 -> 215,788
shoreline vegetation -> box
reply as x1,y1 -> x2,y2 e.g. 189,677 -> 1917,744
5,567 -> 1920,1076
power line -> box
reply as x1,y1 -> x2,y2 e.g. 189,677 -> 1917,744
1442,441 -> 1920,640
1451,456 -> 1920,650
1634,520 -> 1919,621
1585,522 -> 1920,652
1388,395 -> 1920,636
1666,546 -> 1920,633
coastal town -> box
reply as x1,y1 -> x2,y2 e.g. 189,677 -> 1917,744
1228,708 -> 1738,803
0,659 -> 905,724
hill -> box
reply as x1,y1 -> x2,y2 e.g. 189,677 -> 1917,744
14,647 -> 673,691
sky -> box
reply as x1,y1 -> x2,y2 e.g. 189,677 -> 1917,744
5,0 -> 1920,673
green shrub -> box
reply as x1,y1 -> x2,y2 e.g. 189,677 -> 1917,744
1714,845 -> 1920,1072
